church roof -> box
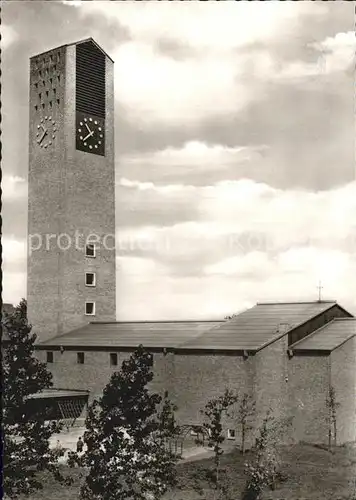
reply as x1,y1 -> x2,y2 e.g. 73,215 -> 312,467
30,37 -> 114,63
180,301 -> 341,351
291,317 -> 356,352
37,301 -> 347,352
38,321 -> 223,349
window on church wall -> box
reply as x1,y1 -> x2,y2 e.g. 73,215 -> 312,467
77,352 -> 85,364
46,351 -> 54,363
85,302 -> 95,316
85,272 -> 96,287
85,244 -> 96,258
227,429 -> 236,440
110,353 -> 118,366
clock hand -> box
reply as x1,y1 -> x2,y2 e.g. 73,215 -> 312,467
39,129 -> 48,143
85,123 -> 92,134
83,131 -> 94,142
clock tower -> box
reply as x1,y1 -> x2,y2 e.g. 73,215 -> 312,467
27,38 -> 116,343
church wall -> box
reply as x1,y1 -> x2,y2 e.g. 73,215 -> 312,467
253,337 -> 291,440
288,354 -> 329,444
171,352 -> 256,448
331,337 -> 356,444
36,350 -> 174,403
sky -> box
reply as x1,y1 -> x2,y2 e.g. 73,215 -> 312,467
2,1 -> 356,320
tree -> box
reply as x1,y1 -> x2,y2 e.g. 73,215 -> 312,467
2,299 -> 67,498
193,389 -> 239,500
243,411 -> 292,500
74,345 -> 180,500
326,385 -> 340,449
237,393 -> 256,455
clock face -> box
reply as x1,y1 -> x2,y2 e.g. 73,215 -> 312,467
36,116 -> 57,149
76,114 -> 105,156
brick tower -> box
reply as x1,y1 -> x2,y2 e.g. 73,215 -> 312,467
27,38 -> 116,342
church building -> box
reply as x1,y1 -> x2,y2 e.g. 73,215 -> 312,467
27,39 -> 356,447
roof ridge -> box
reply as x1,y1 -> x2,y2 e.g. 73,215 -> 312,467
89,320 -> 224,325
256,300 -> 336,305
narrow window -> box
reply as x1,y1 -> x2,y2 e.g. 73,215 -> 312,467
85,272 -> 96,287
77,352 -> 85,364
110,353 -> 118,366
46,351 -> 54,363
85,244 -> 96,258
85,302 -> 95,316
227,429 -> 236,440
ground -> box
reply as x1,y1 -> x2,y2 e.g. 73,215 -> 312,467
19,443 -> 356,500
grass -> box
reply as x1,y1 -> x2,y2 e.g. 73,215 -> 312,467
19,443 -> 356,500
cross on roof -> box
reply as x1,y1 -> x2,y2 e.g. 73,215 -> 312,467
317,281 -> 323,301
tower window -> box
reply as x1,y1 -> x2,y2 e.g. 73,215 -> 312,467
85,302 -> 95,316
110,353 -> 118,366
34,82 -> 38,89
39,92 -> 42,100
57,98 -> 60,105
46,90 -> 49,97
77,352 -> 85,364
227,429 -> 236,440
85,244 -> 96,258
85,272 -> 96,287
34,105 -> 38,111
42,103 -> 45,109
46,351 -> 54,363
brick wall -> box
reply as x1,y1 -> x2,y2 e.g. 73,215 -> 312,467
36,349 -> 173,403
28,41 -> 116,344
253,337 -> 290,440
331,337 -> 356,444
288,354 -> 329,444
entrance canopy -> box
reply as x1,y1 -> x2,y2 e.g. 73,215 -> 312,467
27,388 -> 89,429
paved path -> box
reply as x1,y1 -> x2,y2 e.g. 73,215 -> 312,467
50,427 -> 215,463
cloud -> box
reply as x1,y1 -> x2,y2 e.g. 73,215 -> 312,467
1,25 -> 18,50
3,237 -> 27,265
2,175 -> 27,201
78,2 -> 324,51
276,30 -> 356,80
120,141 -> 267,170
70,1 -> 328,126
2,237 -> 27,305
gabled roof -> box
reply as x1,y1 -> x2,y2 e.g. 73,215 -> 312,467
180,301 -> 341,351
37,301 -> 348,352
291,318 -> 356,352
30,37 -> 114,63
38,321 -> 223,349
